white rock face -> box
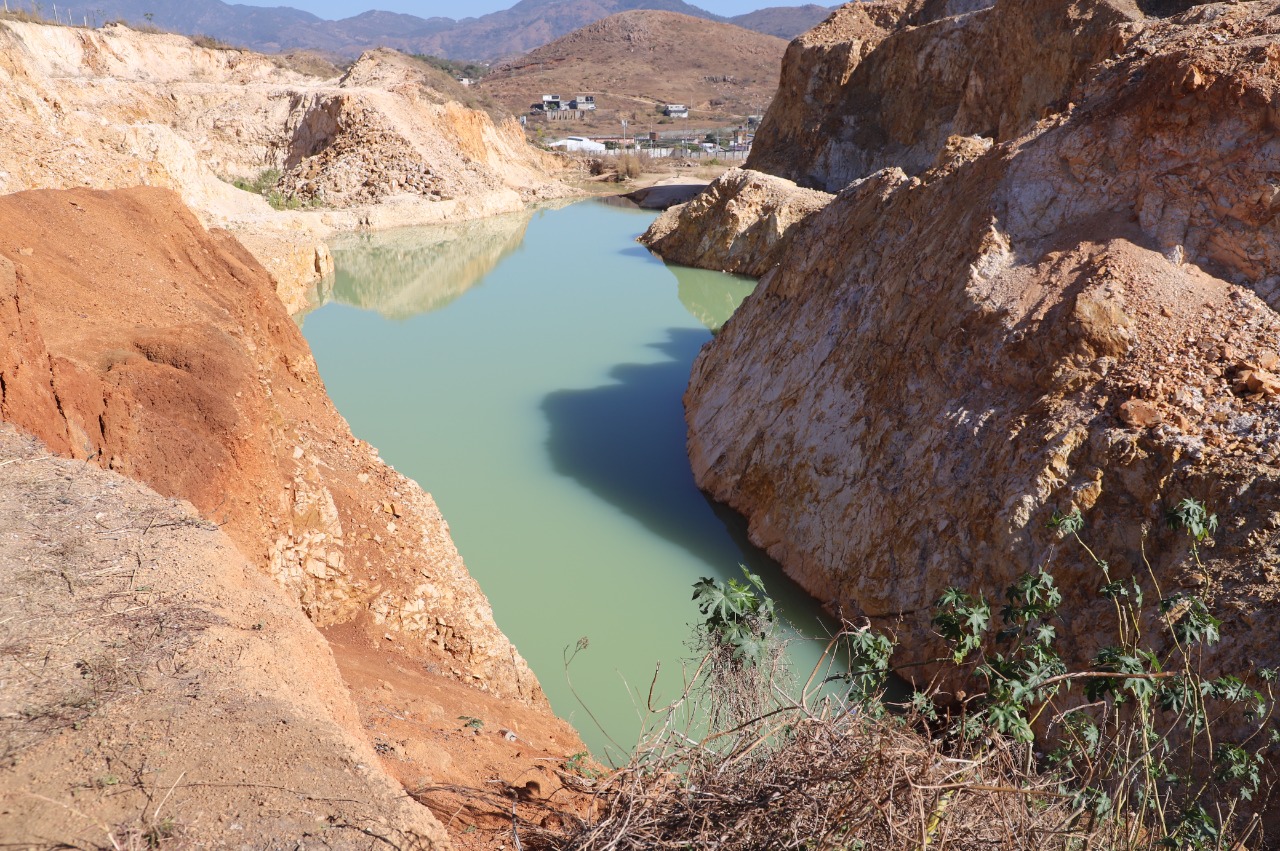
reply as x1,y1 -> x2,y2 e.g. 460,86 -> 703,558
0,22 -> 568,310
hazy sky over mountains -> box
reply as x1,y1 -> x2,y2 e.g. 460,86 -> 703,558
236,0 -> 802,18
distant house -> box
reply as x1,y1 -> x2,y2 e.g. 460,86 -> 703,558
541,94 -> 563,111
548,136 -> 607,153
664,104 -> 689,118
569,94 -> 596,111
457,77 -> 475,86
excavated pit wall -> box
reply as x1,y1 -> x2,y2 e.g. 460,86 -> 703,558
0,186 -> 546,706
672,1 -> 1280,761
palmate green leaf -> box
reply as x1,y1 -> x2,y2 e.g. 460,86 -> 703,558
1168,498 -> 1219,542
1048,508 -> 1084,537
964,602 -> 991,634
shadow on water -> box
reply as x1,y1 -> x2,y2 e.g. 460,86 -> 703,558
540,327 -> 837,636
618,244 -> 655,261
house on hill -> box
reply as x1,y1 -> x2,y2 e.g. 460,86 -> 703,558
541,94 -> 562,111
664,104 -> 689,118
548,136 -> 606,153
569,94 -> 596,111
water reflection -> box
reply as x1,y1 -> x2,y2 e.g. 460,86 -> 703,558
668,265 -> 757,333
319,209 -> 536,319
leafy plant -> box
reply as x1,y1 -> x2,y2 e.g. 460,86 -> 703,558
565,750 -> 601,780
533,500 -> 1274,851
692,566 -> 776,665
927,499 -> 1274,847
458,715 -> 483,731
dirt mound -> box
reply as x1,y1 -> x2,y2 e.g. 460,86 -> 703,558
0,20 -> 569,308
640,168 -> 832,276
0,185 -> 590,845
0,424 -> 447,848
680,0 -> 1280,729
478,11 -> 787,126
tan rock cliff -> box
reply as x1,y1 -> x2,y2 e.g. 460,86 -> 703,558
684,1 -> 1280,695
747,0 -> 1137,191
639,168 -> 833,277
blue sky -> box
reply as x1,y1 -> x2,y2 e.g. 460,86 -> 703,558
236,0 -> 809,18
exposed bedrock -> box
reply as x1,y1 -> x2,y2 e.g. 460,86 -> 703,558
748,0 -> 1144,191
685,2 -> 1280,696
639,168 -> 834,277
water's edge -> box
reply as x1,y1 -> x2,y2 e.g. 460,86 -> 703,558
301,200 -> 833,759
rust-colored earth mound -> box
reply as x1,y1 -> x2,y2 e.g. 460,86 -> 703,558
0,186 -> 586,847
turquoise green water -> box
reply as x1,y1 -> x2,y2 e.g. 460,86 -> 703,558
301,201 -> 830,760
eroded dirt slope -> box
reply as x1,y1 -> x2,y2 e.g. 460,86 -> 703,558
0,186 -> 543,704
0,424 -> 447,848
0,185 -> 590,846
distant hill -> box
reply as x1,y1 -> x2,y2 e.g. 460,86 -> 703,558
727,4 -> 832,39
478,11 -> 787,129
54,0 -> 833,61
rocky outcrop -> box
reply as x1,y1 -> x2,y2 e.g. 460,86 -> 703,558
747,0 -> 1138,191
684,2 -> 1280,690
742,0 -> 919,184
640,168 -> 833,277
0,21 -> 568,308
0,424 -> 448,848
0,187 -> 542,706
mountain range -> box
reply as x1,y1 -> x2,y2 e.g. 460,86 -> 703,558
51,0 -> 835,60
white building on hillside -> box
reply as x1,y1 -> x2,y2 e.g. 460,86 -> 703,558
548,136 -> 607,153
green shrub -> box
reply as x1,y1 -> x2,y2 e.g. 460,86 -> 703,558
538,501 -> 1274,851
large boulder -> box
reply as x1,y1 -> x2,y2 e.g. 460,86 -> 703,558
640,168 -> 833,277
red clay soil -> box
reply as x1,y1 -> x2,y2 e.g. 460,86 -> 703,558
0,186 -> 589,847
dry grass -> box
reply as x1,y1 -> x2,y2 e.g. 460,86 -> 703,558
190,33 -> 239,51
270,49 -> 346,79
524,644 -> 1081,851
515,621 -> 1270,851
0,8 -> 64,25
616,152 -> 649,179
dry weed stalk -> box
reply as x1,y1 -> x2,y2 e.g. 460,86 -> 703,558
527,634 -> 1083,851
